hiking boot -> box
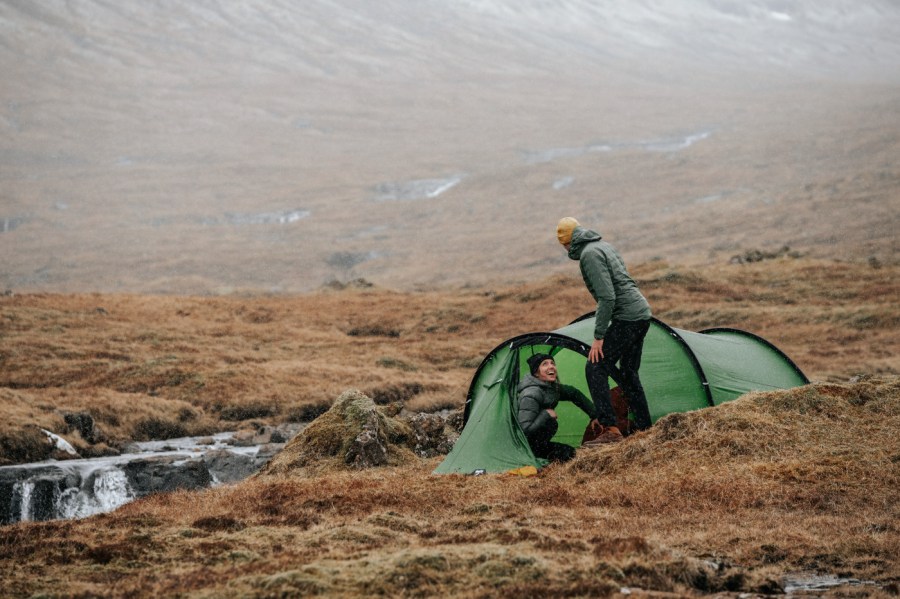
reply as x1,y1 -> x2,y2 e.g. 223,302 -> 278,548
583,425 -> 624,445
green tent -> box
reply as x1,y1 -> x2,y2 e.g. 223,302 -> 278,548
434,314 -> 808,474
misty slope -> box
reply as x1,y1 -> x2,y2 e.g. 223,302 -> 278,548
1,0 -> 899,293
4,1 -> 898,82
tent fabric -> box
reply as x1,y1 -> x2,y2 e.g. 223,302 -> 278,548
434,314 -> 808,475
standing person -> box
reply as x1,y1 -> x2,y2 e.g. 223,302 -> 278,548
517,354 -> 600,462
557,217 -> 653,441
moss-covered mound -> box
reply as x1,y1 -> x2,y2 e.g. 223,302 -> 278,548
258,390 -> 417,477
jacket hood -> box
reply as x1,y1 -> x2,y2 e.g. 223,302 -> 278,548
516,373 -> 556,394
567,226 -> 602,260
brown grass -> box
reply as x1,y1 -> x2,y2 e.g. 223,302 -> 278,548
0,377 -> 897,597
0,259 -> 898,595
1,258 -> 898,464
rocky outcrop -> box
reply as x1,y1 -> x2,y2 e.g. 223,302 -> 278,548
345,411 -> 391,467
258,389 -> 419,477
63,412 -> 99,444
122,457 -> 212,494
404,410 -> 462,458
0,438 -> 290,524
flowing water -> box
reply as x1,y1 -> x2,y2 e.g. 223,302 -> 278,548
782,572 -> 879,595
0,432 -> 282,525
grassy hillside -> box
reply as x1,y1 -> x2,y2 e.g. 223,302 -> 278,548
1,257 -> 897,464
0,257 -> 898,597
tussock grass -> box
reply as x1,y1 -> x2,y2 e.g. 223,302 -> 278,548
259,389 -> 418,478
0,259 -> 898,595
1,258 -> 897,464
1,378 -> 897,597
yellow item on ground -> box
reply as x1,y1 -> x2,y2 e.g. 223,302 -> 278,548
506,465 -> 539,477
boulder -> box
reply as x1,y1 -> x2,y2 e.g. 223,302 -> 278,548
63,412 -> 97,443
122,456 -> 212,495
202,449 -> 266,484
403,410 -> 461,458
258,389 -> 416,477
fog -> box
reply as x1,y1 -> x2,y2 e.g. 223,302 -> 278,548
2,0 -> 899,293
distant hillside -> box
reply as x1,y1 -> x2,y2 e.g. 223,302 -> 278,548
1,1 -> 899,293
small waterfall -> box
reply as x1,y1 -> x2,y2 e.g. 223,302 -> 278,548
16,481 -> 35,522
10,478 -> 63,522
1,428 -> 299,525
56,468 -> 133,520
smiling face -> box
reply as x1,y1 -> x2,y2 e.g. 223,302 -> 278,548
535,358 -> 557,383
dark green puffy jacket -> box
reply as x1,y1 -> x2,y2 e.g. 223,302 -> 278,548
567,226 -> 651,339
516,374 -> 596,442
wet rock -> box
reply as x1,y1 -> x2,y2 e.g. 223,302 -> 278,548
403,411 -> 460,458
29,477 -> 61,521
345,412 -> 389,468
122,456 -> 212,495
63,412 -> 96,443
269,427 -> 293,444
203,450 -> 263,484
0,482 -> 14,524
255,443 -> 285,459
227,423 -> 302,447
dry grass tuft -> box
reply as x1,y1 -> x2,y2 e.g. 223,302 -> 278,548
568,378 -> 900,515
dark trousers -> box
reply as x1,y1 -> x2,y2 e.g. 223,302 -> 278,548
585,319 -> 652,431
530,437 -> 576,463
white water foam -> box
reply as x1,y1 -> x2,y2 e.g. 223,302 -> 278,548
16,481 -> 35,522
57,468 -> 133,520
2,431 -> 272,523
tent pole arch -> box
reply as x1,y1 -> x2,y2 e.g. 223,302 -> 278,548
463,332 -> 591,423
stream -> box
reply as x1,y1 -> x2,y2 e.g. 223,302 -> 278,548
0,430 -> 294,525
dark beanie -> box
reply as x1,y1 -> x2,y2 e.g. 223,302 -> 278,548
527,353 -> 553,375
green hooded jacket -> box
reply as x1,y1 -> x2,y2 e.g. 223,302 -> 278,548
567,226 -> 651,339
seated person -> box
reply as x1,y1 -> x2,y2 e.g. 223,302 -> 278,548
516,353 -> 600,462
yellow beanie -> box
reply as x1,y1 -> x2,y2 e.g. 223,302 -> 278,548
556,217 -> 580,245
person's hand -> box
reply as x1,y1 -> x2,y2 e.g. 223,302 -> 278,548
546,408 -> 558,419
589,339 -> 604,363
